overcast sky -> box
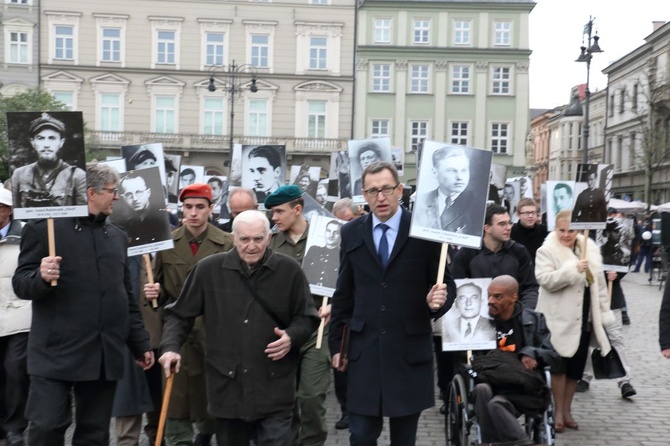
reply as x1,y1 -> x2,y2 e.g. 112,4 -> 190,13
529,0 -> 670,109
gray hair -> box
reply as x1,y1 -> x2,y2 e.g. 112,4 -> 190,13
332,197 -> 358,216
229,187 -> 258,205
232,210 -> 270,235
86,162 -> 119,192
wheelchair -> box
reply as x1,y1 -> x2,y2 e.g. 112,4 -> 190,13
445,364 -> 555,446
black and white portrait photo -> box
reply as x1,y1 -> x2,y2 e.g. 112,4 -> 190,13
347,138 -> 392,203
290,165 -> 321,198
442,278 -> 496,351
410,142 -> 492,249
302,215 -> 343,297
241,144 -> 287,207
205,175 -> 230,220
121,143 -> 166,189
597,216 -> 634,272
391,146 -> 405,176
571,163 -> 611,230
488,163 -> 508,204
546,181 -> 575,231
332,151 -> 352,199
110,167 -> 173,256
302,192 -> 335,224
8,111 -> 88,219
178,165 -> 205,195
164,153 -> 181,203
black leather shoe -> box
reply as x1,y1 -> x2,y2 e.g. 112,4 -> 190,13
6,431 -> 24,446
335,414 -> 349,430
621,382 -> 637,398
575,380 -> 590,393
194,433 -> 212,446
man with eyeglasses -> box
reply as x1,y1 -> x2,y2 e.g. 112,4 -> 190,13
118,172 -> 171,247
511,198 -> 548,260
329,161 -> 455,446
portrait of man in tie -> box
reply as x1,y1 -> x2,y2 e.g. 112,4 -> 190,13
442,280 -> 496,351
412,144 -> 490,241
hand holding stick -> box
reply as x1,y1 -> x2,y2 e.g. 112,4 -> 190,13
143,254 -> 158,309
315,296 -> 328,349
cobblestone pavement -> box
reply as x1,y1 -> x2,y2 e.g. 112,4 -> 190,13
6,270 -> 668,445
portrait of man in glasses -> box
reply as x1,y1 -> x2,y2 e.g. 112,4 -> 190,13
115,168 -> 171,248
413,145 -> 489,238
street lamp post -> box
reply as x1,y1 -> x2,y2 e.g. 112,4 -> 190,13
575,16 -> 603,164
207,61 -> 258,169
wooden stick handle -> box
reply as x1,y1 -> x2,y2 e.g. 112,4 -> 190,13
143,254 -> 158,309
315,296 -> 328,349
47,218 -> 57,287
608,278 -> 614,304
155,372 -> 175,446
581,229 -> 589,260
433,243 -> 449,309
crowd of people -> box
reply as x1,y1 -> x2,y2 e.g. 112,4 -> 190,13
1,153 -> 668,446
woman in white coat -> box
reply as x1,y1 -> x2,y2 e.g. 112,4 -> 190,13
535,210 -> 614,433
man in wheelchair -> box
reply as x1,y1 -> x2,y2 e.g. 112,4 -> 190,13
471,275 -> 560,445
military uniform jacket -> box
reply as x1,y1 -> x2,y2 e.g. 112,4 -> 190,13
160,248 -> 319,420
12,216 -> 150,381
154,223 -> 233,419
11,160 -> 87,208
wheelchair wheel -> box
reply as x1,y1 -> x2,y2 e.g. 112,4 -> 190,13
445,374 -> 469,446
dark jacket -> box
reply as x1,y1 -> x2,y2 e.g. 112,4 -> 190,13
606,272 -> 626,310
160,248 -> 319,420
451,240 -> 539,310
659,275 -> 670,351
510,222 -> 548,260
328,208 -> 456,417
514,304 -> 561,370
12,216 -> 150,381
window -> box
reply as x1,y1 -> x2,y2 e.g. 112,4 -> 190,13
494,21 -> 511,46
410,121 -> 428,152
9,31 -> 28,63
9,0 -> 29,4
206,33 -> 224,66
371,119 -> 390,138
374,19 -> 391,44
307,101 -> 326,139
100,93 -> 121,131
247,98 -> 268,136
632,83 -> 638,110
451,65 -> 470,94
413,19 -> 430,44
309,37 -> 327,70
55,25 -> 74,60
609,94 -> 614,117
372,63 -> 391,92
450,122 -> 468,146
410,64 -> 429,93
454,20 -> 471,45
155,95 -> 176,133
250,35 -> 269,67
619,88 -> 625,114
52,91 -> 74,110
492,66 -> 510,94
310,0 -> 328,4
157,31 -> 176,64
203,97 -> 225,135
491,123 -> 509,154
101,28 -> 121,62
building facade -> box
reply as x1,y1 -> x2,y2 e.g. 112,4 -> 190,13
0,0 -> 40,94
355,0 -> 535,184
39,0 -> 356,175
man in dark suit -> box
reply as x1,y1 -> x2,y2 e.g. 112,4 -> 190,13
118,172 -> 171,248
413,146 -> 482,236
442,282 -> 495,345
329,161 -> 456,446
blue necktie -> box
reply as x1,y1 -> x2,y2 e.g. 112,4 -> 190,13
378,224 -> 389,267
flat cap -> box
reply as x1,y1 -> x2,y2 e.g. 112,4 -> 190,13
129,147 -> 157,167
29,113 -> 65,136
179,183 -> 213,204
264,185 -> 303,209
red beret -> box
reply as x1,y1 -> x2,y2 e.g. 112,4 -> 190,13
179,183 -> 213,203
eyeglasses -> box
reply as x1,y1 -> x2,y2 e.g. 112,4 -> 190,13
101,188 -> 118,196
519,211 -> 538,216
122,189 -> 148,200
364,184 -> 399,197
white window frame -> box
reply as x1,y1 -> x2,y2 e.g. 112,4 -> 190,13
490,122 -> 510,154
373,18 -> 391,44
8,0 -> 31,4
371,63 -> 392,93
54,25 -> 74,60
101,28 -> 121,63
91,74 -> 129,132
149,17 -> 183,69
310,0 -> 329,4
99,92 -> 122,132
202,96 -> 225,135
370,119 -> 390,138
449,121 -> 469,146
7,30 -> 29,64
51,91 -> 75,110
294,81 -> 341,139
451,64 -> 470,94
4,18 -> 33,65
491,66 -> 511,95
493,21 -> 512,46
46,12 -> 80,64
453,20 -> 471,45
156,30 -> 176,65
246,98 -> 270,137
409,121 -> 429,152
245,21 -> 276,72
154,95 -> 177,134
94,14 -> 128,67
307,100 -> 327,139
413,19 -> 430,45
309,36 -> 328,70
251,34 -> 269,67
198,20 -> 232,70
205,32 -> 225,67
410,64 -> 430,94
44,71 -> 83,110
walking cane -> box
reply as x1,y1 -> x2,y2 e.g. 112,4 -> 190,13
155,372 -> 175,446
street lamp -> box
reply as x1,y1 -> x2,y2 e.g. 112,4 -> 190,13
207,61 -> 258,168
575,16 -> 603,164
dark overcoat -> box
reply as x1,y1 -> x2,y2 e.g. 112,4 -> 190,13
12,216 -> 150,381
328,208 -> 456,417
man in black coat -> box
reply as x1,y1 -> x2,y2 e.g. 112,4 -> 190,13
12,162 -> 153,446
510,198 -> 548,261
329,161 -> 455,446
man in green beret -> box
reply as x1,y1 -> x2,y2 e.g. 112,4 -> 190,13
265,185 -> 331,446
